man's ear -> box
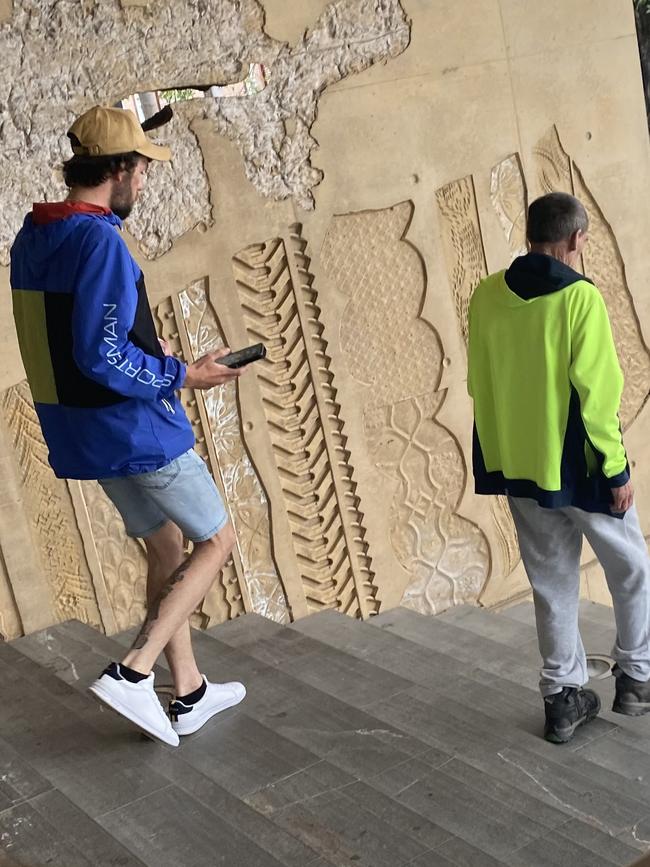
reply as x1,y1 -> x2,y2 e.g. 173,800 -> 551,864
568,229 -> 582,252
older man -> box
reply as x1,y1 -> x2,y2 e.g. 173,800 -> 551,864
468,192 -> 650,743
10,106 -> 247,747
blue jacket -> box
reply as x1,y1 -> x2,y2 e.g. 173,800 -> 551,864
10,202 -> 194,479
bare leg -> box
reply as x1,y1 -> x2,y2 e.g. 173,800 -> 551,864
141,521 -> 203,696
122,522 -> 235,685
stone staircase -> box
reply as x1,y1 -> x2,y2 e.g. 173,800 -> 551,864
1,601 -> 650,866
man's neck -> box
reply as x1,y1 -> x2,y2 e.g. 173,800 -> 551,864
529,243 -> 575,268
66,185 -> 111,209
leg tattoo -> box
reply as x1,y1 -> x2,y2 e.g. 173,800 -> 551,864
131,565 -> 187,651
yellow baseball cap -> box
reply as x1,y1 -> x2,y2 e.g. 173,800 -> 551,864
68,105 -> 171,161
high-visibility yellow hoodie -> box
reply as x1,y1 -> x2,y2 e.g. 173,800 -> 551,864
468,252 -> 629,516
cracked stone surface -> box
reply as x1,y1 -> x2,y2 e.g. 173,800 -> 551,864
0,0 -> 410,262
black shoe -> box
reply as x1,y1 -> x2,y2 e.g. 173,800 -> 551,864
612,665 -> 650,716
543,687 -> 601,744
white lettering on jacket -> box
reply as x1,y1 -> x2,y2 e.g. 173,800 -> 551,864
102,304 -> 174,390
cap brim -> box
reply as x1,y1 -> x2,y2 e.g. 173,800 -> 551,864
135,141 -> 172,161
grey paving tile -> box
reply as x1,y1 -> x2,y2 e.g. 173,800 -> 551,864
432,836 -> 509,865
579,600 -> 616,628
28,789 -> 147,866
0,797 -> 95,867
98,785 -> 284,867
490,745 -> 648,836
141,751 -> 322,867
244,759 -> 356,815
0,736 -> 52,812
438,606 -> 535,648
269,785 -> 432,867
574,732 -> 650,783
405,851 -> 457,866
499,601 -> 536,627
207,613 -> 285,647
177,712 -> 329,798
363,690 -> 507,756
370,759 -> 549,861
555,818 -> 641,866
250,631 -> 413,708
370,610 -> 538,689
340,780 -> 453,851
433,757 -> 569,830
254,694 -> 439,780
503,830 -> 615,866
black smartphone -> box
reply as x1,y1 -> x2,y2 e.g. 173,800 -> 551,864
217,343 -> 267,369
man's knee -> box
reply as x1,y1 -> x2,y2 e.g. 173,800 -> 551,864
195,521 -> 235,560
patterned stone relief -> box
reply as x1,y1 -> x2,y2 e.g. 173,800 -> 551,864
79,480 -> 147,633
322,202 -> 490,614
153,294 -> 248,626
535,126 -> 650,429
435,176 -> 487,347
1,381 -> 102,627
233,227 -> 379,617
491,153 -> 528,260
177,278 -> 289,624
0,0 -> 410,262
435,179 -> 522,580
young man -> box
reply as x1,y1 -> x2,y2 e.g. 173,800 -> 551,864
468,192 -> 650,743
10,105 -> 246,747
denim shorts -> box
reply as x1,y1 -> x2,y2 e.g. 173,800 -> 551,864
98,449 -> 229,542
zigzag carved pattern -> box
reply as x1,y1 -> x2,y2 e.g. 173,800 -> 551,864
233,225 -> 379,617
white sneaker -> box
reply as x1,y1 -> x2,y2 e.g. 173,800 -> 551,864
169,676 -> 246,736
89,663 -> 180,747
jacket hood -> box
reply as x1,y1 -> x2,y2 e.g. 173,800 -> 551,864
504,252 -> 590,301
15,202 -> 122,263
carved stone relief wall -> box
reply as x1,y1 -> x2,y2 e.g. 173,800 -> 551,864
321,203 -> 490,614
534,127 -> 650,430
233,227 -> 378,618
0,0 -> 647,635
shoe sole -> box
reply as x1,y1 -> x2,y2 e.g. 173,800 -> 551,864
544,696 -> 601,744
612,700 -> 650,717
89,682 -> 179,747
172,690 -> 246,736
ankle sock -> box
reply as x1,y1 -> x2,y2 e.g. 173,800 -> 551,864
176,679 -> 207,705
103,661 -> 148,684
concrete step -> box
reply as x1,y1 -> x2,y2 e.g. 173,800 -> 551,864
6,611 -> 647,866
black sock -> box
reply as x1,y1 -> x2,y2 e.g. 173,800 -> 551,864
102,661 -> 148,683
176,679 -> 207,705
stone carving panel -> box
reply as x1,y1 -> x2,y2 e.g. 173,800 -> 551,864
435,179 -> 521,581
178,278 -> 289,624
1,381 -> 102,627
491,153 -> 528,260
535,126 -> 650,429
153,294 -> 248,626
435,176 -> 487,347
79,480 -> 148,632
322,202 -> 490,614
233,226 -> 378,617
0,0 -> 410,263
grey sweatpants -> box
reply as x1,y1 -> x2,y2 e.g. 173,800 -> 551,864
508,497 -> 650,696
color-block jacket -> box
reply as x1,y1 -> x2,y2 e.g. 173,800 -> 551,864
10,202 -> 194,480
468,252 -> 628,516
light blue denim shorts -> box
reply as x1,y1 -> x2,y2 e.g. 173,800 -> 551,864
98,449 -> 228,542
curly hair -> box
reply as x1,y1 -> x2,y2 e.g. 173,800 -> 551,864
62,151 -> 141,189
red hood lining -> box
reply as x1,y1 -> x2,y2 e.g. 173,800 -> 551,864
32,202 -> 112,225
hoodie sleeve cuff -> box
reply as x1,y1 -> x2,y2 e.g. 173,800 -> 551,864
606,467 -> 630,489
160,359 -> 186,396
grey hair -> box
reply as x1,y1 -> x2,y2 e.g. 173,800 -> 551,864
526,192 -> 588,244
